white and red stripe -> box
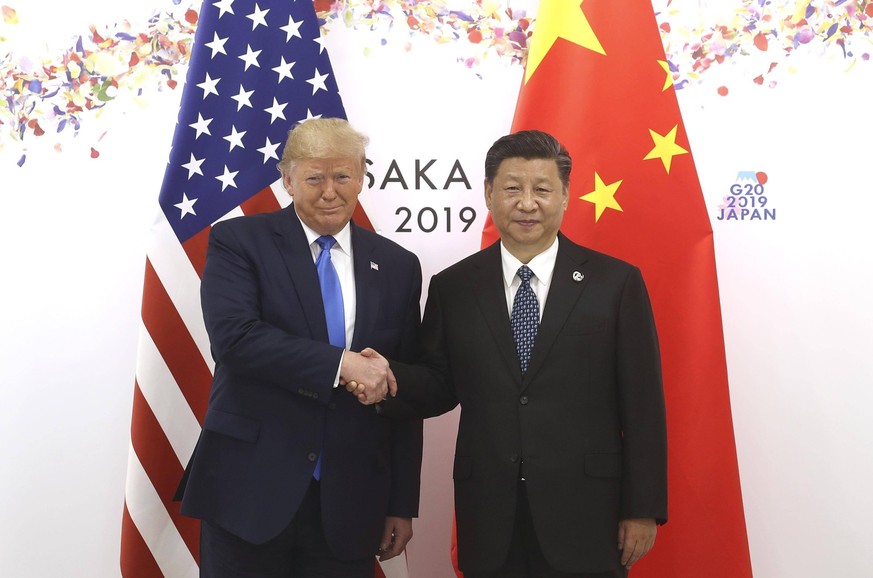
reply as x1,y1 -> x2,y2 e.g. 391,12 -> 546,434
123,182 -> 402,576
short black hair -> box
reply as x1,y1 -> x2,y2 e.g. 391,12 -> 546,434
484,130 -> 572,189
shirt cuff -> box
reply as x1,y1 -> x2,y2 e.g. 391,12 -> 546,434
333,350 -> 343,388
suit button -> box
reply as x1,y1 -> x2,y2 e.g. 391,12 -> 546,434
510,454 -> 519,463
519,395 -> 529,405
328,402 -> 337,410
307,452 -> 318,462
312,392 -> 319,400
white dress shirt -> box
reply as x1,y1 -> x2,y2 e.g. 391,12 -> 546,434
297,214 -> 356,385
499,237 -> 559,322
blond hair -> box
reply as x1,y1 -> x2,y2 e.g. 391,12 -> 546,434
277,117 -> 369,176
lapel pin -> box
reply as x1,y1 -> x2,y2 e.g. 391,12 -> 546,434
370,261 -> 379,271
572,271 -> 584,282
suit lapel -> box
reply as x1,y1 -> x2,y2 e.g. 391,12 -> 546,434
524,235 -> 591,384
470,243 -> 524,385
273,205 -> 329,342
350,224 -> 379,352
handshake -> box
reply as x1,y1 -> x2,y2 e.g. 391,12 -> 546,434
339,348 -> 397,405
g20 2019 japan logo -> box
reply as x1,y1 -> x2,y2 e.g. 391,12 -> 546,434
717,171 -> 776,221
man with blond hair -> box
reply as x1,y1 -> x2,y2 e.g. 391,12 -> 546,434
177,118 -> 424,577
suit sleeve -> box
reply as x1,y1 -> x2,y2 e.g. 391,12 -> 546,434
386,256 -> 425,517
382,275 -> 460,419
200,220 -> 341,403
616,267 -> 668,524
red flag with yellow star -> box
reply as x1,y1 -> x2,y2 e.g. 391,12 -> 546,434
479,1 -> 754,576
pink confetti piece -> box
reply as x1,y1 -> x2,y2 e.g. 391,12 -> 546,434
2,5 -> 17,24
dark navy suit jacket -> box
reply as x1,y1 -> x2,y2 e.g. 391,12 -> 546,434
178,204 -> 423,560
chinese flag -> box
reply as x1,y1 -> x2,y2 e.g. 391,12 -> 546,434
478,1 -> 754,576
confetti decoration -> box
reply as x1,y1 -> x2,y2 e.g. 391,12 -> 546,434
658,0 -> 873,94
3,0 -> 872,164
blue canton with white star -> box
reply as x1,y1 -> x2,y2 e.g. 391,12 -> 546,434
159,0 -> 346,242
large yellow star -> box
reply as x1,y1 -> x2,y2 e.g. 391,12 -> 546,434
524,0 -> 605,84
643,125 -> 688,173
580,172 -> 623,222
658,60 -> 673,91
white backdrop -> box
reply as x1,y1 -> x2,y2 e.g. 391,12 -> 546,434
2,1 -> 872,577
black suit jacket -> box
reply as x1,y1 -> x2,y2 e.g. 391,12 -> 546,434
177,205 -> 423,560
385,234 -> 666,574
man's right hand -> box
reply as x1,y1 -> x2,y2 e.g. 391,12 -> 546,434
339,349 -> 390,404
343,348 -> 397,404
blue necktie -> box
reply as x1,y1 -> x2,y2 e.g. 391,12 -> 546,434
511,265 -> 539,375
315,235 -> 345,349
314,235 -> 344,479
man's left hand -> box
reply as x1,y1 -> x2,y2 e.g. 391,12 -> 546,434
378,516 -> 413,561
618,518 -> 657,569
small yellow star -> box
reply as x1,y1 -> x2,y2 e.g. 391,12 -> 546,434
658,60 -> 673,92
580,172 -> 623,222
643,125 -> 688,174
525,0 -> 605,84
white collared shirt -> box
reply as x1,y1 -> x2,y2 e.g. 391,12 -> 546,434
499,237 -> 559,322
296,212 -> 358,388
297,216 -> 357,349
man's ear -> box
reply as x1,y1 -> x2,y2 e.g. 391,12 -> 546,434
484,179 -> 493,211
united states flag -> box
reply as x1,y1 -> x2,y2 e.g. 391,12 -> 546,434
120,0 -> 397,575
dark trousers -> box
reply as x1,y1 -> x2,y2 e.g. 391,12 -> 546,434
465,482 -> 628,578
199,480 -> 375,578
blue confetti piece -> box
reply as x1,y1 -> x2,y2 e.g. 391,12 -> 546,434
450,11 -> 474,22
116,32 -> 137,41
825,22 -> 839,39
17,154 -> 26,167
58,119 -> 67,133
27,79 -> 42,93
806,4 -> 815,18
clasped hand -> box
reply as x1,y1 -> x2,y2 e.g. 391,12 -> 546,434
340,348 -> 397,405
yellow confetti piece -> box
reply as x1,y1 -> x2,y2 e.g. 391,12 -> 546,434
791,1 -> 811,24
84,51 -> 129,77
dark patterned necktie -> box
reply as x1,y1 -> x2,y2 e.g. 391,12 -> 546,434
314,235 -> 344,479
510,265 -> 539,374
